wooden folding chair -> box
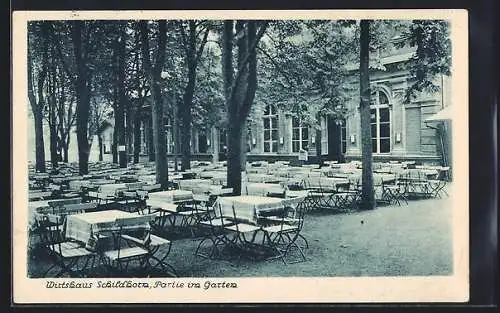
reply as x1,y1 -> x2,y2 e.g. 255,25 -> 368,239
222,204 -> 261,260
261,198 -> 308,264
37,213 -> 97,277
119,228 -> 177,277
194,198 -> 234,259
100,214 -> 156,277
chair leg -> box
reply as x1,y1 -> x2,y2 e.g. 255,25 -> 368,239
298,234 -> 309,249
194,236 -> 216,259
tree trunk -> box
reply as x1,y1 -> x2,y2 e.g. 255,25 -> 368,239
126,108 -> 134,156
173,103 -> 180,172
240,119 -> 247,171
27,22 -> 49,173
133,113 -> 141,163
62,145 -> 68,163
71,21 -> 90,175
49,114 -> 58,168
222,20 -> 265,195
222,20 -> 238,194
149,64 -> 168,188
140,20 -> 168,189
227,121 -> 243,194
112,128 -> 118,163
181,78 -> 194,171
316,128 -> 323,167
47,63 -> 59,169
211,127 -> 219,164
147,114 -> 155,162
98,135 -> 103,161
33,110 -> 46,172
117,23 -> 128,168
359,20 -> 375,210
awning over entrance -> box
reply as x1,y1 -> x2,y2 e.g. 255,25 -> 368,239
425,105 -> 453,122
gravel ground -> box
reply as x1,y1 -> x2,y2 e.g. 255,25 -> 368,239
28,194 -> 453,278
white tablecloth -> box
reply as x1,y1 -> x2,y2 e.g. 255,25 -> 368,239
303,177 -> 350,189
65,210 -> 146,244
244,183 -> 285,196
147,189 -> 193,203
216,195 -> 285,225
199,171 -> 226,179
246,174 -> 281,183
176,179 -> 212,190
190,183 -> 223,195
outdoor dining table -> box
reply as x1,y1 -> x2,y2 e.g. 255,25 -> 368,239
216,195 -> 286,225
147,189 -> 194,203
303,177 -> 351,191
65,209 -> 148,244
246,174 -> 283,183
146,190 -> 197,231
245,183 -> 286,196
199,171 -> 226,179
176,179 -> 213,190
190,183 -> 223,195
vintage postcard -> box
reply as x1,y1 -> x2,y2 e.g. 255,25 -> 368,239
12,9 -> 469,303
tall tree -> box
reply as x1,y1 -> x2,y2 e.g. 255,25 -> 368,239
125,25 -> 150,164
70,21 -> 93,175
176,20 -> 211,171
359,20 -> 375,210
46,56 -> 59,168
222,20 -> 268,195
140,20 -> 169,189
115,22 -> 128,168
27,21 -> 49,172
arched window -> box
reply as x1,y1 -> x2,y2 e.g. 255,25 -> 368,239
291,117 -> 308,152
370,89 -> 391,153
263,104 -> 278,152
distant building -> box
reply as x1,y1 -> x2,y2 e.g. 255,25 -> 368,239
207,48 -> 452,166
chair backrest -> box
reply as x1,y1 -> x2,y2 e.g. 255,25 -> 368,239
215,203 -> 226,223
35,213 -> 64,246
293,199 -> 308,230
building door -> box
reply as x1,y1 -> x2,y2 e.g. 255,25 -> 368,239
327,116 -> 342,161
